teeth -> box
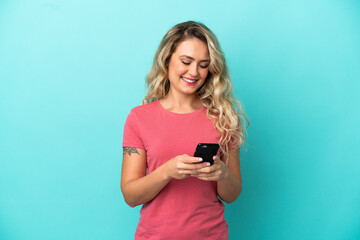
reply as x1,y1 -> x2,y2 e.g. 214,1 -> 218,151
182,77 -> 197,83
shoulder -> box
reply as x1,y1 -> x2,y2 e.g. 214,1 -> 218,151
127,100 -> 159,118
130,101 -> 157,115
124,101 -> 158,132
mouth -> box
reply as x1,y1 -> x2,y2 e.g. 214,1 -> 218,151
181,76 -> 199,86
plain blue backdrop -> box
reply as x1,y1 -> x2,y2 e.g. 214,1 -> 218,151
0,0 -> 359,239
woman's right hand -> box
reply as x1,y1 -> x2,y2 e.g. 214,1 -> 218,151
164,154 -> 210,180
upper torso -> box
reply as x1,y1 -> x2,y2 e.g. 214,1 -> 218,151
122,100 -> 228,240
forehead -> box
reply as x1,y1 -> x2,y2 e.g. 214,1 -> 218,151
173,38 -> 209,59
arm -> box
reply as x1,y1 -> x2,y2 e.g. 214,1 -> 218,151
121,147 -> 208,207
216,148 -> 242,203
121,147 -> 170,207
194,148 -> 242,203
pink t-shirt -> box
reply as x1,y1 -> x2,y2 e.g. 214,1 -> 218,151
122,100 -> 228,240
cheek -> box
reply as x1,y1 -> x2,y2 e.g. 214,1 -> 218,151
169,62 -> 186,81
200,69 -> 209,79
169,62 -> 185,77
174,62 -> 187,75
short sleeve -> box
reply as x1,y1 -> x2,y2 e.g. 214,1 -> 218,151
122,109 -> 145,150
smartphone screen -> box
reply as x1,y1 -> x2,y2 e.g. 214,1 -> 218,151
193,143 -> 220,165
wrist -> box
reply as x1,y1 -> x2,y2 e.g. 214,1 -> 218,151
161,161 -> 172,181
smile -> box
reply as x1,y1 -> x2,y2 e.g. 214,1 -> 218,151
181,76 -> 198,83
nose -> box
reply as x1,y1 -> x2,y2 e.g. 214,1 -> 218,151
188,63 -> 199,77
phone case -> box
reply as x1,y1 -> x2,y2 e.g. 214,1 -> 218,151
193,143 -> 220,165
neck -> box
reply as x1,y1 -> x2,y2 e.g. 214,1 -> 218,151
160,89 -> 203,113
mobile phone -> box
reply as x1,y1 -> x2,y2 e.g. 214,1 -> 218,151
193,143 -> 220,165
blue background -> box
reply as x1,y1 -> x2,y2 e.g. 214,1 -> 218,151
1,0 -> 359,239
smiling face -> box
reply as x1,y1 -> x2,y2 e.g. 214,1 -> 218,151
167,38 -> 210,97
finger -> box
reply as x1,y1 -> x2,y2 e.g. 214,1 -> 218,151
213,155 -> 219,160
196,164 -> 217,174
189,162 -> 210,170
195,169 -> 217,177
178,162 -> 209,173
178,169 -> 198,175
196,176 -> 215,181
195,174 -> 217,181
182,155 -> 204,164
194,173 -> 212,178
212,155 -> 222,163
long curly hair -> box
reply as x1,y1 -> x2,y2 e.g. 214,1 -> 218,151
142,20 -> 249,164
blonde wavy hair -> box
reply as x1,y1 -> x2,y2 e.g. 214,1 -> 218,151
142,21 -> 249,164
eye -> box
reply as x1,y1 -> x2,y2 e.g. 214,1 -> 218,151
182,60 -> 208,69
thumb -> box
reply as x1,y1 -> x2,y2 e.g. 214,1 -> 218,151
213,155 -> 221,163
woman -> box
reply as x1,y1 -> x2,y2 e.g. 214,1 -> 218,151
121,20 -> 248,240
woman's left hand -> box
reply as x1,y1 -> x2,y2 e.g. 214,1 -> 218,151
193,155 -> 228,181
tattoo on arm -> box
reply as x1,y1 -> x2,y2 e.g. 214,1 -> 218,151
123,147 -> 139,156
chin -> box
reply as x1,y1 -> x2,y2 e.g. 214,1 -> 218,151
182,89 -> 201,96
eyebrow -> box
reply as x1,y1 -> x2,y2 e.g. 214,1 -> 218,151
180,55 -> 210,63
